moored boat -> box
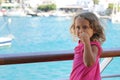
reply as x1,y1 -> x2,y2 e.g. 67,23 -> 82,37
0,34 -> 14,47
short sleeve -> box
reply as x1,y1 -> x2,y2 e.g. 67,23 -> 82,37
91,41 -> 102,57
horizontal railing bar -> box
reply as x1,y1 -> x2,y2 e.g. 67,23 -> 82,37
102,74 -> 120,78
0,48 -> 120,65
0,50 -> 74,65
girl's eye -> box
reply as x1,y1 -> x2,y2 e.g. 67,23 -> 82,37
76,25 -> 89,30
82,26 -> 88,29
76,26 -> 80,29
82,25 -> 88,29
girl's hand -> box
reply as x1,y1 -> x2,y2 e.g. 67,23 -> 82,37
79,32 -> 90,44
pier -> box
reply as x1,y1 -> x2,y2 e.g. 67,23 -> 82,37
100,16 -> 111,19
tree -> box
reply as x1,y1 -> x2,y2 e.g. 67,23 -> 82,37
0,0 -> 2,4
37,4 -> 56,12
93,0 -> 99,5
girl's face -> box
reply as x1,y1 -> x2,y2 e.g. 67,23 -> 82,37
75,17 -> 94,39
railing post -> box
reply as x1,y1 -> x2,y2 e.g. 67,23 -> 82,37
100,57 -> 113,73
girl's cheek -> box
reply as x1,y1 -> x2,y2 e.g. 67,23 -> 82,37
77,31 -> 80,37
75,30 -> 79,36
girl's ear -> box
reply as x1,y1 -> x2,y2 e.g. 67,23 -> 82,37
93,31 -> 97,34
93,31 -> 96,33
92,27 -> 97,34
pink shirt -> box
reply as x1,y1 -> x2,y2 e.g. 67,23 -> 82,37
70,41 -> 102,80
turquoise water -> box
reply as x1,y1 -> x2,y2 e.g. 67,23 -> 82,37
0,16 -> 75,54
0,16 -> 120,80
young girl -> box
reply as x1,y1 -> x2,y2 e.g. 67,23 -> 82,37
69,12 -> 106,80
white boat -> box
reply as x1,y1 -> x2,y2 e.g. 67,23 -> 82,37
0,18 -> 14,47
6,9 -> 27,17
0,35 -> 13,47
111,0 -> 120,23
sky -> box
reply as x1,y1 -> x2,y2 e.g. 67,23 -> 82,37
26,0 -> 80,8
27,0 -> 91,6
55,0 -> 77,5
54,0 -> 92,8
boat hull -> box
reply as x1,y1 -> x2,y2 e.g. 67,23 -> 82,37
0,37 -> 12,47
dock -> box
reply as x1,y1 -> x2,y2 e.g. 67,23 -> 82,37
100,15 -> 111,19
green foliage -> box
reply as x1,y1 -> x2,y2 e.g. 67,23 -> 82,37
108,3 -> 120,10
37,4 -> 56,12
2,6 -> 14,9
93,0 -> 99,4
0,0 -> 2,4
108,3 -> 113,9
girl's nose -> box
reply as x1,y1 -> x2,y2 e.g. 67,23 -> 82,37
78,29 -> 83,33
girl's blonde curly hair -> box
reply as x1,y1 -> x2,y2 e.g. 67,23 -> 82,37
70,12 -> 106,44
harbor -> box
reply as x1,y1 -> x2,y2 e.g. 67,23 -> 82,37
0,0 -> 120,80
0,16 -> 119,80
